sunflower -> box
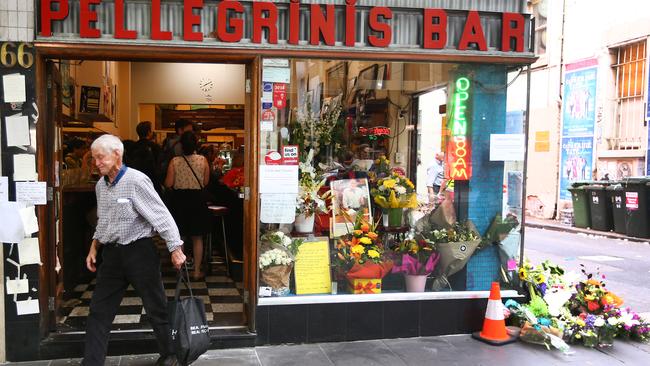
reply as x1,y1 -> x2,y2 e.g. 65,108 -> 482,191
534,273 -> 546,285
518,267 -> 528,281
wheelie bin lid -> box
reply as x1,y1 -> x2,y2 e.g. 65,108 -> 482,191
606,183 -> 624,190
570,181 -> 593,188
623,177 -> 650,185
583,184 -> 606,191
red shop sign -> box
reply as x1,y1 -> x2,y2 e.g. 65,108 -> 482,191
265,150 -> 282,165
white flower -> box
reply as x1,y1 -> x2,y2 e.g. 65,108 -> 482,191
395,186 -> 407,195
594,317 -> 605,327
282,236 -> 292,247
607,317 -> 619,326
276,231 -> 285,239
379,185 -> 386,191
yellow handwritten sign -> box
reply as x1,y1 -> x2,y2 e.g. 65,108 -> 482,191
294,239 -> 332,295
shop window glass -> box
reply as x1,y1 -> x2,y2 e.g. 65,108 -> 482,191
257,59 -> 527,300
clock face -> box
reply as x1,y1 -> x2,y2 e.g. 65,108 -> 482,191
199,77 -> 214,93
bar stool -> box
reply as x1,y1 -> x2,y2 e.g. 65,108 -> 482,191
206,205 -> 230,275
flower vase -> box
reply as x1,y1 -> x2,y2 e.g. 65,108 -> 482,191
383,208 -> 403,228
404,274 -> 428,292
294,213 -> 315,233
598,329 -> 615,347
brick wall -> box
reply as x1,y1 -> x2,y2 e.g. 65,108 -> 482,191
0,0 -> 34,42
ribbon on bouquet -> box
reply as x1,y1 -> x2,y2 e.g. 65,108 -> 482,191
354,281 -> 378,294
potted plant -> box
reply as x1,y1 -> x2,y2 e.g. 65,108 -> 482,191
258,231 -> 303,296
391,238 -> 441,292
371,171 -> 417,227
332,216 -> 392,294
295,150 -> 331,233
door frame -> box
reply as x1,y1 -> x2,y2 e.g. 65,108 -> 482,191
34,44 -> 261,335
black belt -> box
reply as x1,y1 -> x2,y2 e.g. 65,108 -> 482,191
103,237 -> 152,248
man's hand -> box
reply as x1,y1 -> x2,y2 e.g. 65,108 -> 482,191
86,240 -> 98,272
171,247 -> 186,270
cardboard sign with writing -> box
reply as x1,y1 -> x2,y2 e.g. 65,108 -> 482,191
294,239 -> 332,295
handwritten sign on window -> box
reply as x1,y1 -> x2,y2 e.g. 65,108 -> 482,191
294,239 -> 332,295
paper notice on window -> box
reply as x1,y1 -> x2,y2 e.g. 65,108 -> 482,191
18,237 -> 41,265
2,73 -> 27,103
490,134 -> 525,161
13,154 -> 37,181
262,67 -> 291,84
0,176 -> 8,202
5,114 -> 30,146
294,240 -> 332,295
16,297 -> 40,315
16,181 -> 47,205
19,206 -> 39,236
0,201 -> 25,243
260,194 -> 297,224
6,275 -> 29,295
259,165 -> 299,194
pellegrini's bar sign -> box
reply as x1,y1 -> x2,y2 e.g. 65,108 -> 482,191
39,0 -> 528,53
446,76 -> 472,181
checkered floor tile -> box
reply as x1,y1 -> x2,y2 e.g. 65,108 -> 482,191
58,241 -> 245,332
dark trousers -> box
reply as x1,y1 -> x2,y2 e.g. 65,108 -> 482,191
82,238 -> 171,365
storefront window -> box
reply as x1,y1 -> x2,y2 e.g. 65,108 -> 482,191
257,59 -> 527,299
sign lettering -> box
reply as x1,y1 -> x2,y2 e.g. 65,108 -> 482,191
447,76 -> 472,180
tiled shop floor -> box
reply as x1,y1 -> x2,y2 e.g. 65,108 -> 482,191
57,242 -> 244,331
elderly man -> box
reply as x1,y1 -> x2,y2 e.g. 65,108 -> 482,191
426,152 -> 447,204
83,134 -> 186,366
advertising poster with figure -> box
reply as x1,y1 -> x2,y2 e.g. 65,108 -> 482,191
561,62 -> 598,137
330,179 -> 372,237
559,136 -> 594,200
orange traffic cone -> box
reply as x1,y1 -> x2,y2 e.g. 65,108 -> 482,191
471,282 -> 517,346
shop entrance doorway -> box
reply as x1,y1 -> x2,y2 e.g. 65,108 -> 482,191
39,56 -> 257,348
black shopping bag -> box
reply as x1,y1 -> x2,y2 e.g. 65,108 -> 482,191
168,265 -> 210,365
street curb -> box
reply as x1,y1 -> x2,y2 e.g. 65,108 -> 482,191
525,222 -> 650,244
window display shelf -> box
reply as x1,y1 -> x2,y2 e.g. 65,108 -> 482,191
258,289 -> 522,306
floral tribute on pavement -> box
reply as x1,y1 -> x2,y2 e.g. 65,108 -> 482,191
504,260 -> 650,352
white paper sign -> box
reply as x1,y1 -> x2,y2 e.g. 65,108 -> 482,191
5,115 -> 30,147
18,237 -> 41,265
490,134 -> 526,161
13,154 -> 38,181
0,202 -> 25,243
0,176 -> 8,202
259,165 -> 299,194
6,276 -> 29,295
261,120 -> 274,132
262,67 -> 291,83
16,181 -> 47,205
19,206 -> 39,236
16,297 -> 40,315
2,73 -> 27,103
263,59 -> 290,68
260,194 -> 297,224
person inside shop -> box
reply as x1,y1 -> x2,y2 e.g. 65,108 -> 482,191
426,152 -> 448,205
83,134 -> 186,366
64,138 -> 87,169
162,118 -> 194,163
165,131 -> 211,281
125,121 -> 163,195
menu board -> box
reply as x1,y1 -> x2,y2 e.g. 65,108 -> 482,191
294,239 -> 332,295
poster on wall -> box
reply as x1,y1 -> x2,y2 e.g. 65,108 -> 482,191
559,136 -> 594,200
80,86 -> 100,114
330,179 -> 372,238
561,62 -> 598,137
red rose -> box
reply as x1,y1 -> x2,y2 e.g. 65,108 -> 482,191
587,301 -> 601,312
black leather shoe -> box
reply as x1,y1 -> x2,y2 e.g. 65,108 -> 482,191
155,355 -> 178,366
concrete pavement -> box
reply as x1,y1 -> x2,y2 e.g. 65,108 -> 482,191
3,335 -> 650,365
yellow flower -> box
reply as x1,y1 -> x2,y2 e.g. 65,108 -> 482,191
353,230 -> 363,237
577,319 -> 586,327
534,274 -> 546,285
367,250 -> 380,259
359,237 -> 372,245
383,179 -> 397,189
518,268 -> 527,280
351,245 -> 365,255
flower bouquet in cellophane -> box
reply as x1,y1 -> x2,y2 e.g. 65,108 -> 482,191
332,215 -> 392,294
258,231 -> 303,297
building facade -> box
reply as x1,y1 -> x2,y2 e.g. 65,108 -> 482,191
1,0 -> 534,361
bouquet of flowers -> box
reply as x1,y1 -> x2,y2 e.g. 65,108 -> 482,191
368,155 -> 392,183
291,100 -> 344,164
258,231 -> 303,296
296,150 -> 330,217
391,238 -> 441,276
371,172 -> 417,209
332,215 -> 393,290
222,167 -> 244,191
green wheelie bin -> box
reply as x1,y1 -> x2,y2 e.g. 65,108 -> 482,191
623,177 -> 650,238
568,184 -> 591,228
606,184 -> 626,234
585,184 -> 613,231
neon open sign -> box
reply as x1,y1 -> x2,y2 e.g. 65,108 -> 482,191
447,76 -> 472,180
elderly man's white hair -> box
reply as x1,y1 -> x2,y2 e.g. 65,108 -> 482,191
91,134 -> 124,157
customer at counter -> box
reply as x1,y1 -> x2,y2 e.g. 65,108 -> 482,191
126,121 -> 163,195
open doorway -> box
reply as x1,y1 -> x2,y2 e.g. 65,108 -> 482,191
415,88 -> 447,203
45,60 -> 249,334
